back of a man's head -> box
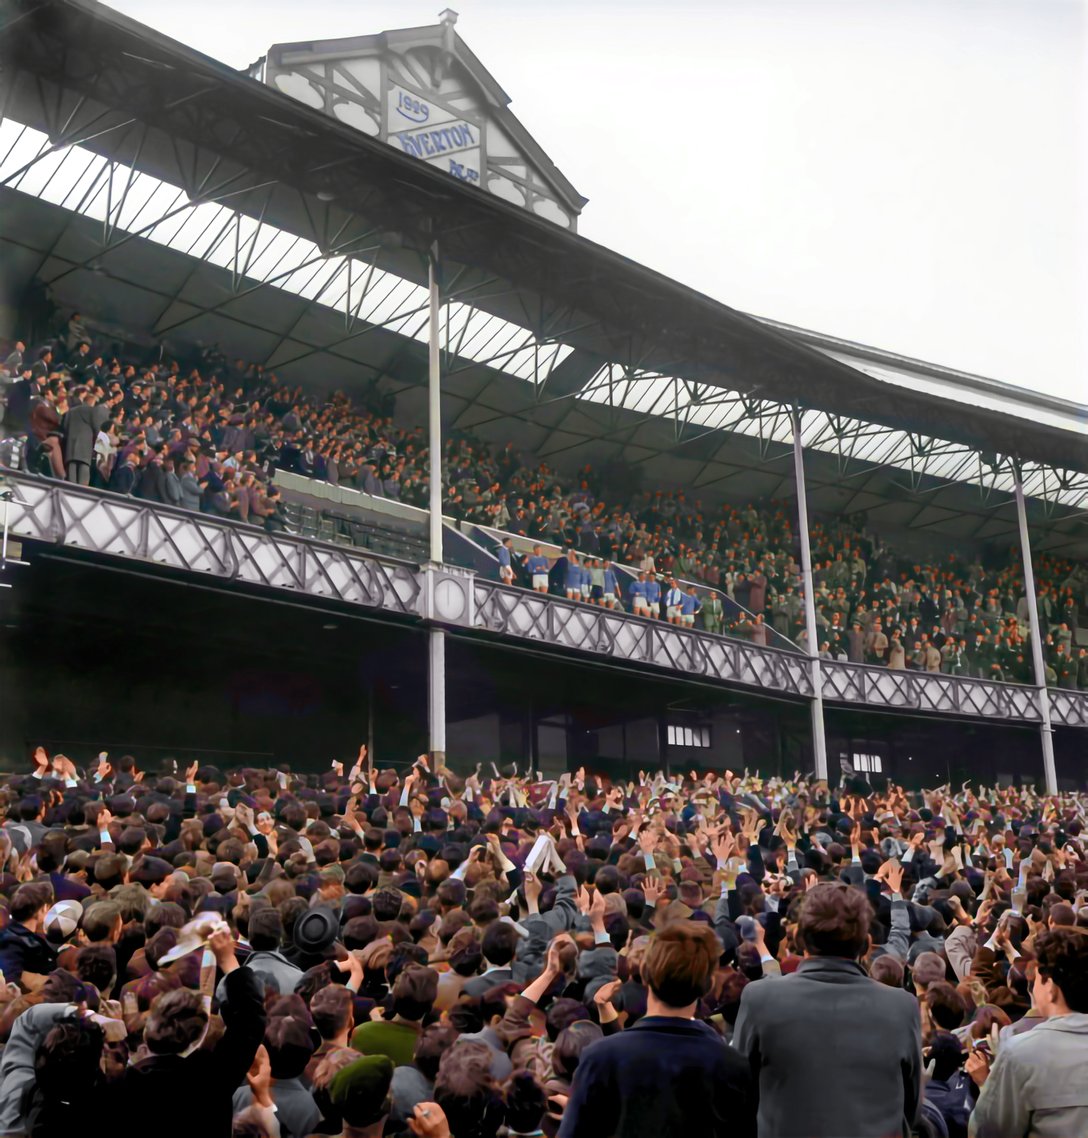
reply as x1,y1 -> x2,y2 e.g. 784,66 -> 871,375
265,1014 -> 315,1079
392,964 -> 439,1022
798,883 -> 871,959
145,988 -> 208,1055
248,907 -> 284,952
80,901 -> 122,945
311,984 -> 353,1041
641,920 -> 720,1009
870,954 -> 905,988
435,1042 -> 505,1138
480,921 -> 518,969
911,951 -> 948,992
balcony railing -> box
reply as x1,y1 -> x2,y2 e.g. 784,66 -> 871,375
3,471 -> 1086,729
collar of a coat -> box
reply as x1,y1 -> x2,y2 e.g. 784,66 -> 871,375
795,957 -> 870,981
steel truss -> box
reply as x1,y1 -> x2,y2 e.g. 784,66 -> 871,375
4,474 -> 421,613
4,472 -> 1086,729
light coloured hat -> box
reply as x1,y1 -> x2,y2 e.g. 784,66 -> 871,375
45,900 -> 82,940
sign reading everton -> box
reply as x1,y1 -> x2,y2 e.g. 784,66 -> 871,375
386,83 -> 481,185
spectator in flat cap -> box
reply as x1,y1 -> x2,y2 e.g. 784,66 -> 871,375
329,1054 -> 396,1136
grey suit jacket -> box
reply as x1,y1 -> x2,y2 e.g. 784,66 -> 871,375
62,401 -> 109,465
733,956 -> 922,1138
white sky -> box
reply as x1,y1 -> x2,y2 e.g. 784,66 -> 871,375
107,0 -> 1087,404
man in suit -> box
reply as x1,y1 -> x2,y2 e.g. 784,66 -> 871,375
559,920 -> 755,1138
734,882 -> 921,1138
62,386 -> 116,485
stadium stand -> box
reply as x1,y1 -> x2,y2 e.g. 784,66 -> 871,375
2,327 -> 1086,688
0,3 -> 1086,1137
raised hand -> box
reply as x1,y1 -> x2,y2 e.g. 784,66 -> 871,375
643,876 -> 665,906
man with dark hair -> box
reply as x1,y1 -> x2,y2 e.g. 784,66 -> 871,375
733,882 -> 921,1138
461,922 -> 518,998
307,984 -> 357,1085
243,907 -> 303,995
969,926 -> 1088,1137
559,921 -> 754,1138
232,1014 -> 320,1138
0,882 -> 56,987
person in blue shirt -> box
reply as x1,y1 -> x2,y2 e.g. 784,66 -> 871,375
629,572 -> 649,616
497,537 -> 514,585
564,551 -> 581,601
680,585 -> 701,627
664,579 -> 684,624
524,544 -> 550,593
602,560 -> 621,610
644,574 -> 661,620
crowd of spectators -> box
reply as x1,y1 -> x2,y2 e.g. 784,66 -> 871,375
2,319 -> 1086,688
0,745 -> 1084,1138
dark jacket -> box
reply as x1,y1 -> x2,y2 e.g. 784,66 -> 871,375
733,957 -> 922,1138
0,922 -> 57,986
557,1015 -> 755,1138
117,967 -> 266,1138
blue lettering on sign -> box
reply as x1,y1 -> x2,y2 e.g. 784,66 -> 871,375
395,90 -> 429,123
448,159 -> 480,184
395,123 -> 477,159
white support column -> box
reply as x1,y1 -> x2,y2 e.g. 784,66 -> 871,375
1013,465 -> 1058,794
428,626 -> 447,763
791,407 -> 829,781
427,243 -> 446,762
427,243 -> 443,566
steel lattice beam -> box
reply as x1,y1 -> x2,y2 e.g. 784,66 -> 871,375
3,472 -> 1086,728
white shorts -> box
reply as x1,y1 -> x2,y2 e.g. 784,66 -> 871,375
500,566 -> 514,583
634,601 -> 650,614
649,602 -> 660,616
603,592 -> 615,603
581,585 -> 591,598
667,606 -> 682,619
532,574 -> 548,589
681,613 -> 695,625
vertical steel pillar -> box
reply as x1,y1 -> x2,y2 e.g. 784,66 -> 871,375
427,243 -> 446,761
1013,465 -> 1058,794
428,244 -> 443,565
428,627 -> 447,762
791,407 -> 829,781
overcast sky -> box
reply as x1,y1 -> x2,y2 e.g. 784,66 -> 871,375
108,0 -> 1086,404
